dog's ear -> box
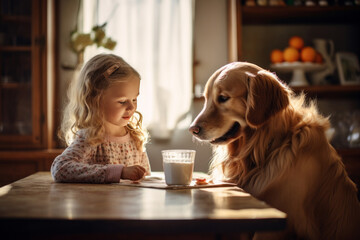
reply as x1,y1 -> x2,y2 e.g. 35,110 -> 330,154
246,70 -> 289,128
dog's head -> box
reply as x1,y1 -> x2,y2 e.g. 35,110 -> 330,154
189,62 -> 290,144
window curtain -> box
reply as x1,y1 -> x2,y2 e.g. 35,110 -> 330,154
83,0 -> 194,140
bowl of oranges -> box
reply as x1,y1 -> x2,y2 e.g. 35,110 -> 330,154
270,36 -> 326,86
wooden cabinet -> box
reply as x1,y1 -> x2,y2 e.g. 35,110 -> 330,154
229,1 -> 360,191
0,0 -> 47,149
0,149 -> 62,186
0,0 -> 59,187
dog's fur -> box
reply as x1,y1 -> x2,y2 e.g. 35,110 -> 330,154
189,62 -> 360,240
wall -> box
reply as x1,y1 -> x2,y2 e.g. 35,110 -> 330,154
57,0 -> 80,112
194,0 -> 229,87
57,0 -> 229,173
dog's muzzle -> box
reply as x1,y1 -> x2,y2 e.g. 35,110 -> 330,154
210,122 -> 240,144
189,122 -> 241,144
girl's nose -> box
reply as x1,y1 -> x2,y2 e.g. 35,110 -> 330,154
127,101 -> 136,111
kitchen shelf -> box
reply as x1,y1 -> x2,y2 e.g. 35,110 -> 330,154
0,82 -> 31,89
194,85 -> 360,100
241,6 -> 360,25
292,85 -> 360,99
1,15 -> 31,22
0,46 -> 32,51
194,85 -> 360,101
337,148 -> 360,157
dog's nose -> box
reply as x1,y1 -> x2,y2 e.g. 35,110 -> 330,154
189,125 -> 201,135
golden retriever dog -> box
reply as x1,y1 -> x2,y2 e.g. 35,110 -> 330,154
189,62 -> 360,240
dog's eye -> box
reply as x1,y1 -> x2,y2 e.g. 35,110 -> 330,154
218,95 -> 230,103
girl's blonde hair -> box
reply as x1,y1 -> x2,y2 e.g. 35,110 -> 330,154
59,53 -> 149,151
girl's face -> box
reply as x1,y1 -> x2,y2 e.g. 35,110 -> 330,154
100,75 -> 140,136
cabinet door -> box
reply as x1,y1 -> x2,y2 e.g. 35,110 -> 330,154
0,0 -> 46,149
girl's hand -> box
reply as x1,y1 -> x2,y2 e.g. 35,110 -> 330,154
121,165 -> 146,181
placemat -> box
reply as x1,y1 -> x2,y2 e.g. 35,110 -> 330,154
117,172 -> 236,190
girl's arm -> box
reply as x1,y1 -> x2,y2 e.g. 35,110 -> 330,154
51,134 -> 123,183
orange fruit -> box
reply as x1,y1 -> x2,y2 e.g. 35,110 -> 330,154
283,47 -> 300,62
270,49 -> 284,63
300,46 -> 316,62
315,52 -> 323,64
289,36 -> 304,50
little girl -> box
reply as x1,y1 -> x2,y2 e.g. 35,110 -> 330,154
51,53 -> 151,183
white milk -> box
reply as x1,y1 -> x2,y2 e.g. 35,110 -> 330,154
163,161 -> 194,185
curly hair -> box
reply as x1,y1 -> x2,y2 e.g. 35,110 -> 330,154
59,53 -> 149,151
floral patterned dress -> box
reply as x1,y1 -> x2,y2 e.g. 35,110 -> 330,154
51,131 -> 151,183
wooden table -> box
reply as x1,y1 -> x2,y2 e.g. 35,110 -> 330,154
0,172 -> 286,239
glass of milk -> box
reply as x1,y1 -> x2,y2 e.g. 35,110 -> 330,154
162,149 -> 196,186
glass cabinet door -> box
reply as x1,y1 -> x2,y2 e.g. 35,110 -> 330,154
0,0 -> 45,149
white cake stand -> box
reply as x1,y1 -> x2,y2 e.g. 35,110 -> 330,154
271,62 -> 326,86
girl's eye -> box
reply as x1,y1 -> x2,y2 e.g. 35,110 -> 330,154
218,95 -> 229,103
118,101 -> 126,104
133,98 -> 137,103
